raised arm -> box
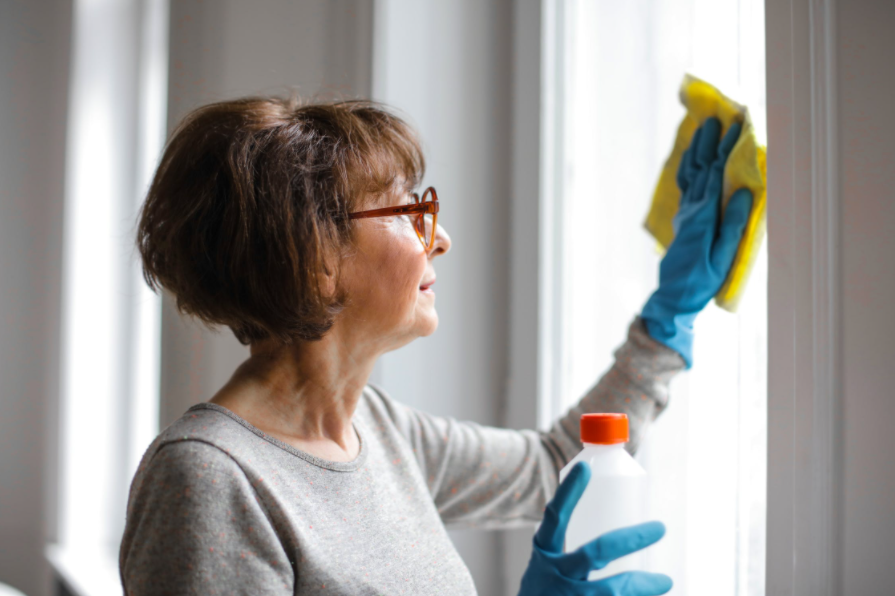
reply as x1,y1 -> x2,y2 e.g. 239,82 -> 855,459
539,316 -> 685,469
366,316 -> 684,530
374,118 -> 754,532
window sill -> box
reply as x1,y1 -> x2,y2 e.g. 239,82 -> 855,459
45,544 -> 121,596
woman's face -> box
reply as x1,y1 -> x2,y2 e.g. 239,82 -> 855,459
336,185 -> 451,353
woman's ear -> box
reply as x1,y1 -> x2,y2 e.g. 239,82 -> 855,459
320,242 -> 352,301
320,261 -> 338,300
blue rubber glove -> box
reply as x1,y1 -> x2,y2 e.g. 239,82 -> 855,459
518,462 -> 672,596
641,117 -> 754,367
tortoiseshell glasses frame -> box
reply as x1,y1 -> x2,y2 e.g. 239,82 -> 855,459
348,187 -> 440,252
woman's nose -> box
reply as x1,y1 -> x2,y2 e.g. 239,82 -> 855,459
429,223 -> 451,258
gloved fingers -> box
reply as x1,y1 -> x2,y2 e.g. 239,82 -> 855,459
678,118 -> 733,211
558,521 -> 666,579
710,188 -> 754,274
700,122 -> 743,210
591,571 -> 674,596
717,121 -> 743,161
694,120 -> 743,220
692,156 -> 726,232
695,117 -> 721,169
535,462 -> 592,554
690,119 -> 722,203
676,146 -> 692,193
677,127 -> 703,201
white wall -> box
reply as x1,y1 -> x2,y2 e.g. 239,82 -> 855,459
837,1 -> 895,593
0,2 -> 71,596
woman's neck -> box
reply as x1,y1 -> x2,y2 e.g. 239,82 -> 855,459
209,329 -> 378,462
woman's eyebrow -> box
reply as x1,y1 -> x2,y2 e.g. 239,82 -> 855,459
393,187 -> 414,205
396,176 -> 417,195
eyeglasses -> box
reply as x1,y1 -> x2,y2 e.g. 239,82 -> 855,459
348,186 -> 440,252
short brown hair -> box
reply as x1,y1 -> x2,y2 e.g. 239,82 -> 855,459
137,97 -> 425,345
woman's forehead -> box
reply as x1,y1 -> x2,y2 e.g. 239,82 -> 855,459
380,177 -> 415,203
358,182 -> 409,210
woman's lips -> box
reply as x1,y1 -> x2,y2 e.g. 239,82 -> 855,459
419,279 -> 436,291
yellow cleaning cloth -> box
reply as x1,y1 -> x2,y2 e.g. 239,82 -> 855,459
645,74 -> 767,312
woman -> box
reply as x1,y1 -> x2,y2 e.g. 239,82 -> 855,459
120,97 -> 751,595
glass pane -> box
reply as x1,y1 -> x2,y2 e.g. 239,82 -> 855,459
551,0 -> 767,593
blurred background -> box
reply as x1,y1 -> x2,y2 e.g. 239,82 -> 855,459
2,1 -> 894,596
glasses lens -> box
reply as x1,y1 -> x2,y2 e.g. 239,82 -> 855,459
420,188 -> 436,249
421,213 -> 434,248
414,214 -> 427,245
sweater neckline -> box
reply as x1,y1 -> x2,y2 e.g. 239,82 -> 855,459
186,401 -> 369,472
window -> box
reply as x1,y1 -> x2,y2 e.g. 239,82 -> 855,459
542,0 -> 767,593
47,1 -> 168,594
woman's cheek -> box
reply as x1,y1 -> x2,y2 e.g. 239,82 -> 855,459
378,242 -> 420,305
386,223 -> 427,287
362,219 -> 427,323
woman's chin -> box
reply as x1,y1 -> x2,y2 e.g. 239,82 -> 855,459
385,315 -> 438,354
416,310 -> 439,337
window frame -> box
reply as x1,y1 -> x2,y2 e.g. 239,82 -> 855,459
502,0 -> 843,593
764,0 -> 842,593
47,1 -> 169,594
537,0 -> 769,591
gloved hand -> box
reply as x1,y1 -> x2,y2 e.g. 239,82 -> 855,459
641,117 -> 754,367
518,462 -> 672,596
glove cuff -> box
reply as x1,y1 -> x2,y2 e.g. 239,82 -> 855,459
640,301 -> 696,368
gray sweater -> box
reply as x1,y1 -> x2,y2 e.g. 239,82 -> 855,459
119,318 -> 683,595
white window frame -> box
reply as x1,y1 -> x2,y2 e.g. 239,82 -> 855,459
502,0 -> 842,593
765,0 -> 841,594
499,2 -> 553,590
47,1 -> 169,595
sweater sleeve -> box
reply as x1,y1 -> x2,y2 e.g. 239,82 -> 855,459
540,316 -> 686,466
119,440 -> 294,595
369,316 -> 685,531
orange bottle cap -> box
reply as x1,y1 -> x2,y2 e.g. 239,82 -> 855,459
580,413 -> 629,445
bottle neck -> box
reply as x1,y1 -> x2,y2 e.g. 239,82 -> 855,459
581,441 -> 627,450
